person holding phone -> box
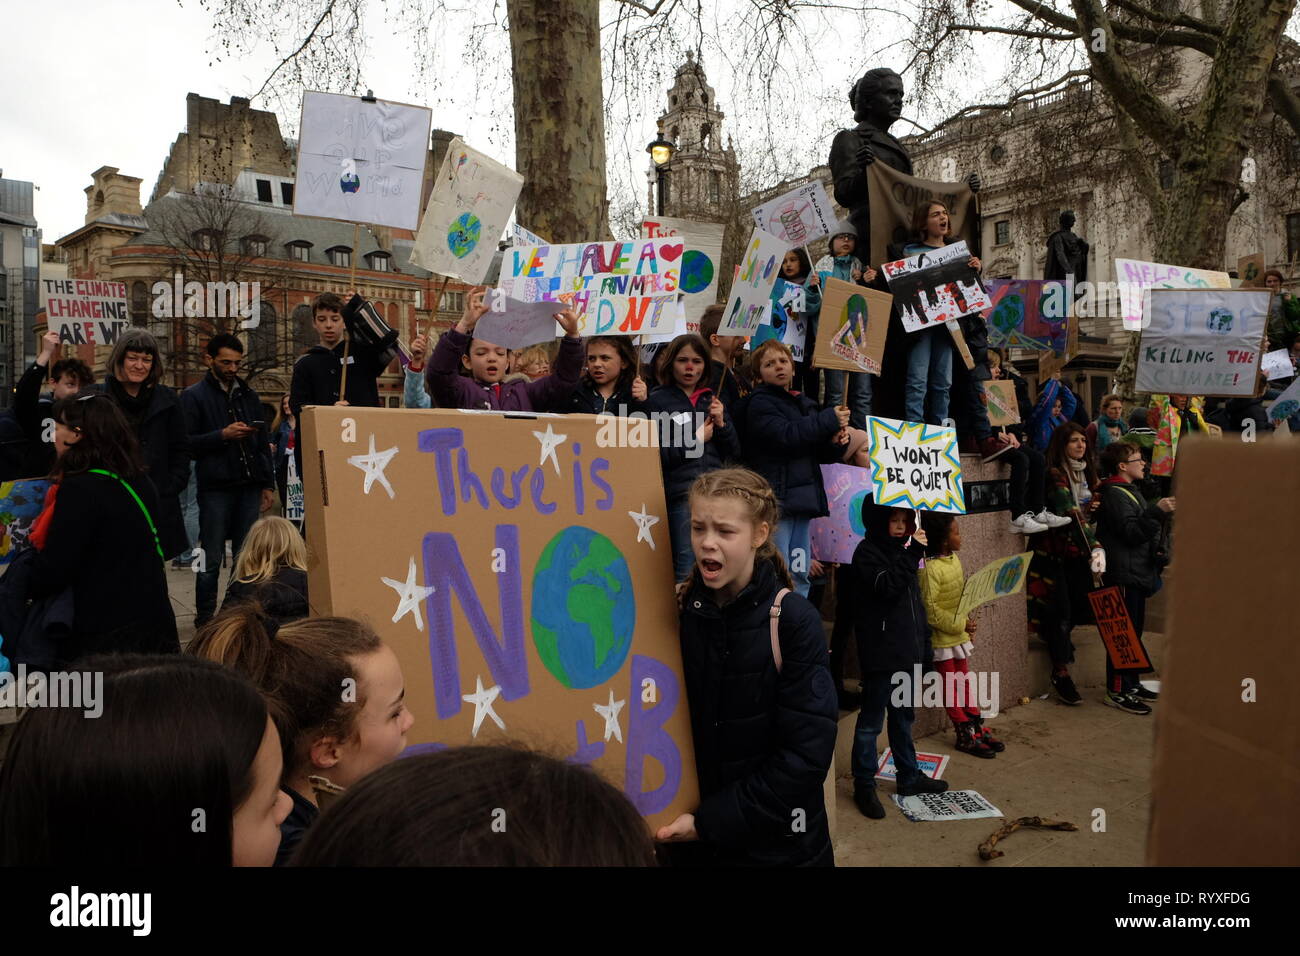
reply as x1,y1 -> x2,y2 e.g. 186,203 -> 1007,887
181,333 -> 276,627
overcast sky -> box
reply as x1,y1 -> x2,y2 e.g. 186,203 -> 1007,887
5,0 -> 1009,243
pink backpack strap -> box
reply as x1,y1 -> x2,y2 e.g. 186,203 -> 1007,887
769,588 -> 791,673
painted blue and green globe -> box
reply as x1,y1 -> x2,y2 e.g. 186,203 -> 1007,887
994,556 -> 1025,594
447,212 -> 481,259
530,526 -> 636,689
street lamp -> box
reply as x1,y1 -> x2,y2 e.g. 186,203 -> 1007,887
646,133 -> 676,216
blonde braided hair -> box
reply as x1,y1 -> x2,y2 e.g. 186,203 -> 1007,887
688,467 -> 794,590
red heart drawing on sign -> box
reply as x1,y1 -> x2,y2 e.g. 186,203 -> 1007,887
659,243 -> 684,262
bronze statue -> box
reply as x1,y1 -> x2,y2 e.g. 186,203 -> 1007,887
1045,210 -> 1089,284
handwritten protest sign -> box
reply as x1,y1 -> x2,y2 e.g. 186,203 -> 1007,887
811,278 -> 891,375
498,238 -> 683,337
39,279 -> 129,346
1087,585 -> 1152,671
751,279 -> 809,361
721,228 -> 788,335
865,416 -> 965,514
410,137 -> 524,285
302,407 -> 698,828
293,91 -> 432,230
475,295 -> 566,350
642,216 -> 724,331
1237,253 -> 1265,287
882,240 -> 990,333
510,222 -> 548,247
750,180 -> 836,245
1114,258 -> 1231,332
1261,348 -> 1294,381
1268,375 -> 1300,423
957,551 -> 1032,618
865,164 -> 978,270
284,455 -> 304,525
981,279 -> 1069,352
1136,289 -> 1269,397
809,464 -> 874,564
983,380 -> 1020,427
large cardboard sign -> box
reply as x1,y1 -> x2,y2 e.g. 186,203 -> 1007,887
499,238 -> 683,337
983,380 -> 1020,427
750,180 -> 836,245
1136,289 -> 1269,397
881,240 -> 991,333
642,216 -> 724,329
1114,257 -> 1231,332
1087,585 -> 1152,671
865,164 -> 978,270
809,464 -> 874,564
981,279 -> 1070,352
865,416 -> 965,514
0,479 -> 52,566
302,408 -> 698,828
811,278 -> 891,375
410,137 -> 524,284
957,550 -> 1032,619
721,228 -> 788,335
39,279 -> 129,346
293,91 -> 432,230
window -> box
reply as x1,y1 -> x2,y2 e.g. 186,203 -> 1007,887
701,123 -> 712,150
367,252 -> 391,272
256,179 -> 273,203
131,281 -> 150,327
990,144 -> 1007,164
291,303 -> 315,356
387,396 -> 400,408
440,290 -> 464,313
1158,160 -> 1174,190
995,220 -> 1011,246
328,247 -> 352,268
281,182 -> 295,205
244,236 -> 268,257
1287,213 -> 1300,264
246,301 -> 278,369
288,241 -> 310,262
661,171 -> 671,209
193,230 -> 215,251
709,171 -> 721,205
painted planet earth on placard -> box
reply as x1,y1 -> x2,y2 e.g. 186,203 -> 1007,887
680,250 -> 714,294
994,556 -> 1025,594
447,212 -> 481,259
849,489 -> 870,536
1206,308 -> 1234,334
339,172 -> 361,194
530,526 -> 636,689
843,294 -> 869,338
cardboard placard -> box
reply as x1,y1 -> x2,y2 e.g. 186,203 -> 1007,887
641,216 -> 724,328
293,91 -> 433,230
981,279 -> 1070,352
957,551 -> 1033,619
39,279 -> 129,346
881,240 -> 991,333
499,238 -> 684,337
811,277 -> 891,374
865,416 -> 965,514
983,380 -> 1020,427
1114,257 -> 1231,332
1136,289 -> 1269,397
301,407 -> 699,828
0,479 -> 53,566
809,464 -> 874,564
410,137 -> 524,285
721,228 -> 788,335
1236,252 -> 1265,287
1086,585 -> 1152,671
865,163 -> 978,272
750,180 -> 837,245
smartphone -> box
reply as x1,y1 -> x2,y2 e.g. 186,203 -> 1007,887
250,420 -> 265,428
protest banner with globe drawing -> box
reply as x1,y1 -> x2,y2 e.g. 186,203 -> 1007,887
301,407 -> 698,828
957,551 -> 1033,618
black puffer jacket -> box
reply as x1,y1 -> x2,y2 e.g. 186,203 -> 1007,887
567,379 -> 646,417
1094,477 -> 1166,596
850,497 -> 930,673
644,384 -> 741,500
740,384 -> 840,519
678,558 -> 838,867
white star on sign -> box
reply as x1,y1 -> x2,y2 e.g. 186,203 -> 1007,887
347,434 -> 398,498
463,676 -> 505,738
533,423 -> 567,475
380,556 -> 435,631
628,504 -> 660,550
593,690 -> 625,744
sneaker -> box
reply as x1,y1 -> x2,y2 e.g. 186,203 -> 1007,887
955,722 -> 997,759
1104,691 -> 1152,715
979,435 -> 1014,462
1034,509 -> 1073,529
1010,512 -> 1049,535
854,782 -> 886,819
1132,685 -> 1160,702
1051,672 -> 1084,706
897,771 -> 950,796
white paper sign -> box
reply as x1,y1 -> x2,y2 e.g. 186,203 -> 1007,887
881,240 -> 990,333
891,790 -> 1003,822
721,228 -> 788,335
641,216 -> 724,328
1135,289 -> 1269,397
285,452 -> 304,524
39,278 -> 129,346
293,91 -> 432,230
1114,258 -> 1232,332
1261,347 -> 1294,381
752,279 -> 809,361
1267,375 -> 1300,423
751,180 -> 837,245
410,138 -> 524,284
476,295 -> 566,350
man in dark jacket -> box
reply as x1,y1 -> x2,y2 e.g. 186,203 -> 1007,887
849,496 -> 949,818
1094,442 -> 1175,715
181,334 -> 275,626
2,330 -> 94,480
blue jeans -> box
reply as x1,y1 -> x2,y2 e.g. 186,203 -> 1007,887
823,370 -> 873,430
773,516 -> 811,596
667,494 -> 695,582
904,326 -> 953,424
851,669 -> 919,784
195,486 -> 263,625
176,462 -> 199,562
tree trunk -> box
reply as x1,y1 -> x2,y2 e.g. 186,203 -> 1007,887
507,0 -> 611,242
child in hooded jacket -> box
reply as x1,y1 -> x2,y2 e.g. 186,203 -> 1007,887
814,220 -> 878,427
427,287 -> 583,412
568,335 -> 648,416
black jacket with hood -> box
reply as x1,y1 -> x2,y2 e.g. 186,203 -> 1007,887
850,497 -> 931,674
678,558 -> 838,867
644,384 -> 741,500
740,384 -> 841,519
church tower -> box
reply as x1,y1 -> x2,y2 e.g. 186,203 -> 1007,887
649,50 -> 739,220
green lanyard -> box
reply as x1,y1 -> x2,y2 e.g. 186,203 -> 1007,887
88,469 -> 165,562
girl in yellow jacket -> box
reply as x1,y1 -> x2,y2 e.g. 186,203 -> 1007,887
919,513 -> 1003,759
